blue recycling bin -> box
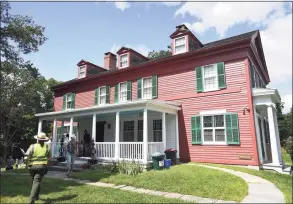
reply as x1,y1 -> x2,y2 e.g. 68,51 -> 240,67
164,159 -> 171,169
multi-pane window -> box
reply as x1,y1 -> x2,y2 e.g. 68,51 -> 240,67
174,36 -> 186,54
203,64 -> 218,91
250,61 -> 266,88
153,119 -> 162,142
66,94 -> 73,109
143,77 -> 152,99
99,86 -> 106,105
120,82 -> 128,102
137,120 -> 143,142
123,121 -> 134,141
79,66 -> 86,78
120,54 -> 128,68
203,115 -> 225,143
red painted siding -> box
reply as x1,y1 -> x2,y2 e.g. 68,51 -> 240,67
54,49 -> 258,165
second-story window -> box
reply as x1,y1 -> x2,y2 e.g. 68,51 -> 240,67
120,54 -> 128,68
143,77 -> 152,99
79,66 -> 86,78
120,82 -> 128,102
62,93 -> 75,110
203,64 -> 218,91
99,86 -> 106,105
174,36 -> 186,54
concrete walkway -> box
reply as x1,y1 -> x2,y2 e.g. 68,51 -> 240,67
187,164 -> 285,203
2,164 -> 285,203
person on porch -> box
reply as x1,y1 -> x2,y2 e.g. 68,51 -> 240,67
79,140 -> 84,157
83,130 -> 91,157
66,134 -> 77,176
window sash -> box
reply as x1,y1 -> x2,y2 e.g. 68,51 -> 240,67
66,94 -> 72,109
174,36 -> 186,54
153,119 -> 162,142
123,121 -> 134,141
79,66 -> 86,78
119,82 -> 128,102
99,86 -> 106,105
120,54 -> 128,68
142,77 -> 152,99
202,115 -> 226,144
202,64 -> 218,92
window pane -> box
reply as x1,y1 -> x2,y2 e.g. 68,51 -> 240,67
137,120 -> 143,142
204,77 -> 217,90
215,129 -> 225,141
100,87 -> 106,96
120,54 -> 128,67
204,129 -> 213,141
214,115 -> 224,127
153,120 -> 162,130
143,78 -> 152,99
120,83 -> 128,102
153,120 -> 162,142
175,45 -> 185,53
175,37 -> 185,46
123,121 -> 134,141
203,116 -> 213,127
204,65 -> 217,77
67,102 -> 71,109
100,95 -> 106,104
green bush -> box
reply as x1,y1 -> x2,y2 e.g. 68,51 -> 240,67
92,161 -> 117,173
285,136 -> 293,162
117,160 -> 143,175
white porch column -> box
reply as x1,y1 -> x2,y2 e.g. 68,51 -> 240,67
254,106 -> 263,164
267,105 -> 281,165
92,114 -> 96,142
175,112 -> 180,158
38,119 -> 43,134
52,118 -> 57,158
260,115 -> 268,161
115,112 -> 120,159
162,112 -> 167,151
69,117 -> 74,138
143,108 -> 148,163
272,108 -> 283,164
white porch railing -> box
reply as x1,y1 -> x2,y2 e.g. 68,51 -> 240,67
147,142 -> 164,161
119,142 -> 144,160
95,142 -> 115,159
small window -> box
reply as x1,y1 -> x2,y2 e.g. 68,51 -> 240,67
137,120 -> 143,142
143,77 -> 152,99
99,86 -> 106,105
119,82 -> 128,102
79,66 -> 86,78
203,64 -> 218,91
123,121 -> 134,141
174,36 -> 186,54
203,115 -> 225,144
153,119 -> 162,142
120,54 -> 128,68
66,94 -> 72,109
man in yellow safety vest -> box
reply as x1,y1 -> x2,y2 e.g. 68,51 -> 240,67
24,132 -> 51,204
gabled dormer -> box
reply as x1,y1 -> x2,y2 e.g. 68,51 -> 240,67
77,60 -> 107,79
170,24 -> 203,55
117,47 -> 149,69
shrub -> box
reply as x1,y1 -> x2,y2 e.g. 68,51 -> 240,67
117,160 -> 143,175
285,136 -> 293,162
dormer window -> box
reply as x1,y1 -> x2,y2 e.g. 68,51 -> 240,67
120,54 -> 128,68
174,36 -> 186,54
79,65 -> 86,78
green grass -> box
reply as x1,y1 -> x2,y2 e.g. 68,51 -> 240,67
0,174 -> 186,203
72,164 -> 248,202
1,168 -> 29,173
282,147 -> 292,165
202,163 -> 292,204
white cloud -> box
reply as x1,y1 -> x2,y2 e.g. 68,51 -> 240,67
282,94 -> 292,113
110,43 -> 151,57
113,1 -> 130,11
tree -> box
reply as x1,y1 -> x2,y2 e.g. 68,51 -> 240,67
0,2 -> 48,161
148,45 -> 172,60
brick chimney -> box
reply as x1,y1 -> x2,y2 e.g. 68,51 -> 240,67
104,52 -> 117,70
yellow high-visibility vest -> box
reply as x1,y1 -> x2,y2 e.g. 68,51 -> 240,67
29,143 -> 49,165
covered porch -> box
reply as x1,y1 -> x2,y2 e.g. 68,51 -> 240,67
252,88 -> 283,169
36,100 -> 181,164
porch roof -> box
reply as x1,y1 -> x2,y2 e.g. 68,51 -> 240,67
252,88 -> 281,106
35,100 -> 181,120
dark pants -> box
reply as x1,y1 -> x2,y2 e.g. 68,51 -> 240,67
28,165 -> 48,203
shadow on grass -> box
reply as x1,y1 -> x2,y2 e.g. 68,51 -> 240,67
40,194 -> 78,203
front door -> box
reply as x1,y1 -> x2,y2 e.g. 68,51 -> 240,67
96,121 -> 106,142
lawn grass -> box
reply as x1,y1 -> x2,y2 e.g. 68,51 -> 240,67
202,163 -> 292,204
0,174 -> 186,203
282,147 -> 292,165
72,164 -> 248,202
1,168 -> 28,173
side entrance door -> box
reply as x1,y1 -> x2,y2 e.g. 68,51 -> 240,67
96,121 -> 106,142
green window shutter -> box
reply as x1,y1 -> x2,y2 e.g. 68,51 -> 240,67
57,127 -> 62,134
114,84 -> 119,103
62,95 -> 66,110
152,75 -> 158,99
225,113 -> 240,145
106,85 -> 110,104
196,67 -> 203,93
137,78 -> 142,99
217,62 -> 226,89
191,116 -> 202,144
95,88 -> 99,105
71,93 -> 75,109
127,81 -> 132,101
